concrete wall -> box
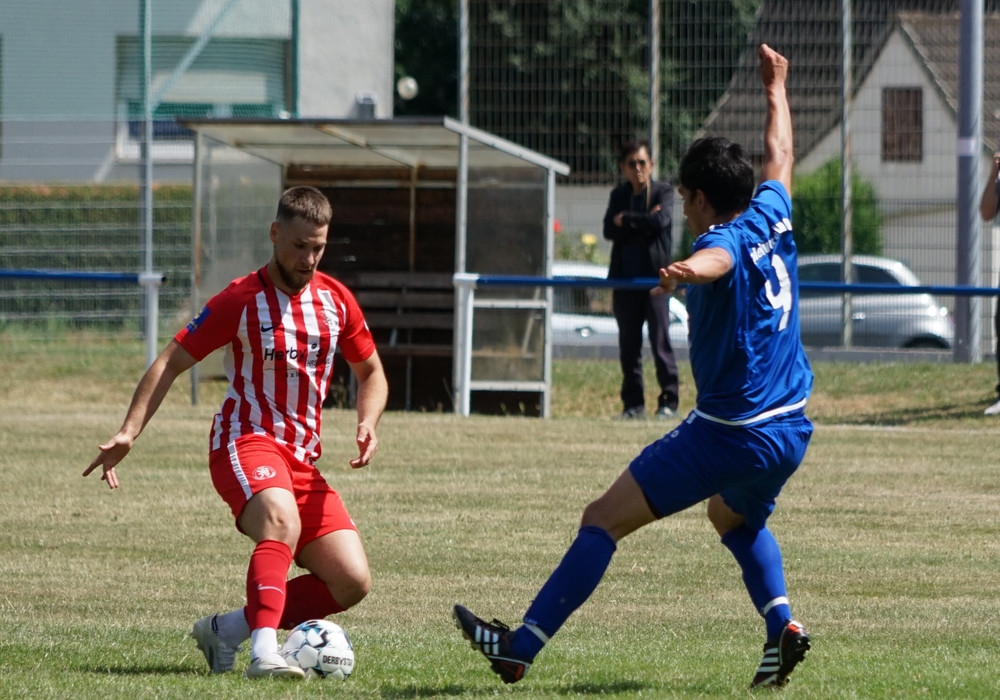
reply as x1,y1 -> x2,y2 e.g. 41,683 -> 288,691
297,0 -> 395,119
0,0 -> 394,182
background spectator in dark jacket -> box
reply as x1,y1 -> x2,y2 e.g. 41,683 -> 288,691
603,139 -> 679,420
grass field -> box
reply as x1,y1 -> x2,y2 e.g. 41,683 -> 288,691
3,334 -> 1000,698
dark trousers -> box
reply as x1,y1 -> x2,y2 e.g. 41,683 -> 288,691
612,288 -> 679,411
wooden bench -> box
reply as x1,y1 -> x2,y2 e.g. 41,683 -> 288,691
336,271 -> 454,409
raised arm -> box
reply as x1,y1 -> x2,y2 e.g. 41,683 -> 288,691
758,44 -> 793,194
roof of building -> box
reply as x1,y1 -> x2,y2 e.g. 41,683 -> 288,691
178,116 -> 571,174
700,0 -> 1000,162
896,12 -> 1000,148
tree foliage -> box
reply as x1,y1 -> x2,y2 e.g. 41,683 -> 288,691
394,0 -> 764,182
394,0 -> 459,118
792,158 -> 882,255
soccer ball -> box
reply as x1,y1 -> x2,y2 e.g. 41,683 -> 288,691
279,619 -> 355,680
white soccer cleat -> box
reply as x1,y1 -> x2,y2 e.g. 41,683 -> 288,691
245,652 -> 307,680
984,398 -> 1000,416
190,614 -> 241,674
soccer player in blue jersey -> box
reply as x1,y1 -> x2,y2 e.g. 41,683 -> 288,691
454,43 -> 813,690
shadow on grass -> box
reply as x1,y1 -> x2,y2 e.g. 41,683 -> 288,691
828,401 -> 987,426
380,680 -> 651,698
88,663 -> 195,676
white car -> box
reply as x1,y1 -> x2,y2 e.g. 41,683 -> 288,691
549,261 -> 689,353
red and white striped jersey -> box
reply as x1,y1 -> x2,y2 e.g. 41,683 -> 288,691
175,266 -> 376,464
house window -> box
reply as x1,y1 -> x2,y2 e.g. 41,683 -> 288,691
882,87 -> 922,162
115,37 -> 289,162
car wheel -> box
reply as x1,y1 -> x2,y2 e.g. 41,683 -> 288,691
903,338 -> 949,350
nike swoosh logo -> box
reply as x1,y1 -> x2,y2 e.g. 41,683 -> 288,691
256,584 -> 284,593
260,325 -> 275,332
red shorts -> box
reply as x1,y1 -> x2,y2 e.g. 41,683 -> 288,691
208,434 -> 356,557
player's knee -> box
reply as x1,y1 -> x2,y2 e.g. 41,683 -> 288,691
706,495 -> 743,536
580,498 -> 604,528
266,514 -> 302,546
242,509 -> 302,549
332,570 -> 371,609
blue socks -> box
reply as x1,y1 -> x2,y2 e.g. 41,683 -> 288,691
721,525 -> 792,640
506,522 -> 791,659
511,525 -> 617,660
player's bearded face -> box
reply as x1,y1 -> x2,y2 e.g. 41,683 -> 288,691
271,217 -> 328,293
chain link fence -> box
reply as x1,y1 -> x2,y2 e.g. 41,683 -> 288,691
2,0 -> 999,360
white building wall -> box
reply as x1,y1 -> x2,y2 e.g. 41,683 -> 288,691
297,0 -> 395,119
797,31 -> 959,199
0,0 -> 291,120
0,0 -> 393,181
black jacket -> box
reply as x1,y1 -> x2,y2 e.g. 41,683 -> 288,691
602,179 -> 673,279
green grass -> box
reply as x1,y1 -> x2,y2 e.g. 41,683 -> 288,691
3,333 -> 1000,698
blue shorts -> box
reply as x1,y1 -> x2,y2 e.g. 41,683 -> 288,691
628,411 -> 813,531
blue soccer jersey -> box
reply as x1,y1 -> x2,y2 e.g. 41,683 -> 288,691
685,180 -> 812,423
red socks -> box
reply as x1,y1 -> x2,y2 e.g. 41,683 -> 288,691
245,539 -> 293,631
245,539 -> 348,631
279,573 -> 345,629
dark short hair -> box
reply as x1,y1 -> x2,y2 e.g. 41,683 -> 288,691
617,139 -> 652,165
678,137 -> 754,217
276,186 -> 332,227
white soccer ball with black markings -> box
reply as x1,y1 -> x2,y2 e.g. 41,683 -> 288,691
279,619 -> 355,680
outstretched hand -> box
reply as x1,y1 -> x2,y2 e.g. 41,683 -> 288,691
651,262 -> 690,297
83,433 -> 133,489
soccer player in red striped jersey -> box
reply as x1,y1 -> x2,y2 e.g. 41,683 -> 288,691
84,186 -> 388,680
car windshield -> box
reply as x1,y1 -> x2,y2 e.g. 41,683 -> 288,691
799,261 -> 902,296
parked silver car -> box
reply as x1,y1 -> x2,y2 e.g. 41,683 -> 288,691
796,254 -> 954,349
549,261 -> 689,351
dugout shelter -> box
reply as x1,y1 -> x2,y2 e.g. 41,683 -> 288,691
181,117 -> 569,416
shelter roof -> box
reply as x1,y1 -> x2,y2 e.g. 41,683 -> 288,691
178,116 -> 571,175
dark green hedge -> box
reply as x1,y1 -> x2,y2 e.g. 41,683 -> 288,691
0,184 -> 193,329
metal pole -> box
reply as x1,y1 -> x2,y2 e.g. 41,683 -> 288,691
839,0 -> 853,347
955,0 -> 983,362
542,168 -> 557,419
290,0 -> 300,117
189,130 -> 204,405
459,0 -> 469,125
140,0 -> 157,368
649,0 -> 660,178
453,0 -> 471,412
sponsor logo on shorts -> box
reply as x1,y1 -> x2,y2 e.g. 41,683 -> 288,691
252,466 -> 277,480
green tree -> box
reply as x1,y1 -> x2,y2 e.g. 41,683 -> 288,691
660,0 -> 761,173
394,1 -> 763,182
468,0 -> 649,181
792,158 -> 882,255
394,0 -> 459,118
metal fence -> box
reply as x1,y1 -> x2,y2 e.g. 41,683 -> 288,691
2,0 -> 1000,363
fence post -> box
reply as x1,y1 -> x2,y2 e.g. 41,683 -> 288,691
139,272 -> 164,367
452,273 -> 477,416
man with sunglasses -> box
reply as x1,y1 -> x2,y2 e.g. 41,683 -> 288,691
602,139 -> 679,420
